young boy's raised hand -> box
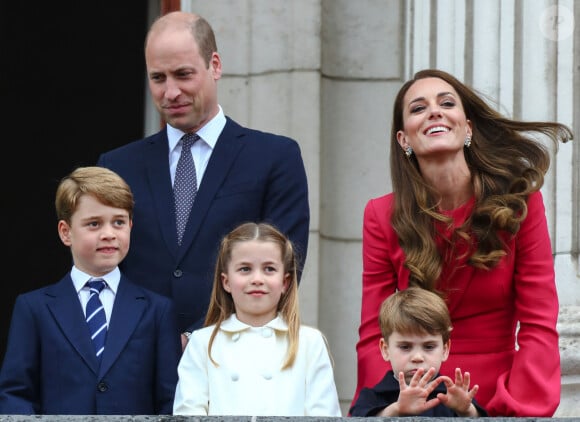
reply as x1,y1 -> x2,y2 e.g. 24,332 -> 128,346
378,367 -> 444,416
436,368 -> 480,417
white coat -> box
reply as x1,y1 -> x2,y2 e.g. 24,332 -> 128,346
173,314 -> 341,416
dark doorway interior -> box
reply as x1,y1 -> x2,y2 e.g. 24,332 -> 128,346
0,3 -> 148,362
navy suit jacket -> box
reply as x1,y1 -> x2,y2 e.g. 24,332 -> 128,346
0,274 -> 181,415
96,117 -> 310,332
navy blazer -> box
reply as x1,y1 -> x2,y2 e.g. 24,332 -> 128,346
0,274 -> 181,415
96,117 -> 310,332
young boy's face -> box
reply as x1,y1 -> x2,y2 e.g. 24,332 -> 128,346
58,194 -> 132,277
380,330 -> 450,384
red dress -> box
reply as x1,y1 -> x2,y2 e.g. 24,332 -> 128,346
353,190 -> 560,416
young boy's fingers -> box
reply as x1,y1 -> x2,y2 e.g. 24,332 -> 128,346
454,367 -> 464,384
425,375 -> 445,394
462,371 -> 471,388
435,375 -> 453,388
398,371 -> 410,389
407,367 -> 425,386
468,384 -> 479,399
420,367 -> 436,385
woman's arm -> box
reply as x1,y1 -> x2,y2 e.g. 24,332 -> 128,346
486,190 -> 560,416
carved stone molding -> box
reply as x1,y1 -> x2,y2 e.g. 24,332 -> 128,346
559,305 -> 580,375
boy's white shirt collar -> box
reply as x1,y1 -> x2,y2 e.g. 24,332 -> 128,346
71,265 -> 120,294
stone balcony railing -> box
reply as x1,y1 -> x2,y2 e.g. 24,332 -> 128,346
1,416 -> 580,422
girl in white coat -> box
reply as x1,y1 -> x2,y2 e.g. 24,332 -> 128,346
173,222 -> 341,416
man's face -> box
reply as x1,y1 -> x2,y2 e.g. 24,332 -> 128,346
145,27 -> 222,133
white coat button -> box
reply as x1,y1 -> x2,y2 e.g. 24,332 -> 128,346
232,332 -> 240,342
231,372 -> 239,381
262,372 -> 272,380
261,327 -> 273,338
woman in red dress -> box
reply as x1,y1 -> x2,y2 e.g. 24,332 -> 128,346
353,69 -> 572,416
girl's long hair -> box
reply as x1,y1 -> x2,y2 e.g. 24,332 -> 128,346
204,222 -> 300,369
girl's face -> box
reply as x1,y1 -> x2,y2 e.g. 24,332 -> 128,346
396,77 -> 472,159
380,331 -> 450,384
221,239 -> 289,327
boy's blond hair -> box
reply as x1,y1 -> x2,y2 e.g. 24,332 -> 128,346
55,166 -> 134,223
379,287 -> 452,343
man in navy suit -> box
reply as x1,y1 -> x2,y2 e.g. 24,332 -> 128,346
97,11 -> 310,346
0,167 -> 181,414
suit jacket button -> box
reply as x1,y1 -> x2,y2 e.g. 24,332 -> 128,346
173,269 -> 183,278
97,381 -> 108,392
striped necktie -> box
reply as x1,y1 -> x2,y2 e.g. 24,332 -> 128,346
85,279 -> 108,360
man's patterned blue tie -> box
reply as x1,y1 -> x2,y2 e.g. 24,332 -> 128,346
174,133 -> 200,245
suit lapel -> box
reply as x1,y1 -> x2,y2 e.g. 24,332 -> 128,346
178,119 -> 245,256
98,277 -> 147,377
46,275 -> 99,373
143,131 -> 180,257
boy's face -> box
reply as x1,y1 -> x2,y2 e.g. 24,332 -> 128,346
58,194 -> 132,277
380,330 -> 450,384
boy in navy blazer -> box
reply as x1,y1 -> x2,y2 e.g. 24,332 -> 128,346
0,166 -> 181,414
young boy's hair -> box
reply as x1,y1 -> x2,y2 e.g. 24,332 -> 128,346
205,222 -> 300,369
55,166 -> 134,223
379,287 -> 452,343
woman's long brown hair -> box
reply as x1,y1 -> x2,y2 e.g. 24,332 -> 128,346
389,69 -> 573,290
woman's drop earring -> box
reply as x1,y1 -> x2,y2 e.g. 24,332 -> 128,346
464,135 -> 472,148
405,146 -> 413,157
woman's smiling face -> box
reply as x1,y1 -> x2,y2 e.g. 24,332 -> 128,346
396,77 -> 472,158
